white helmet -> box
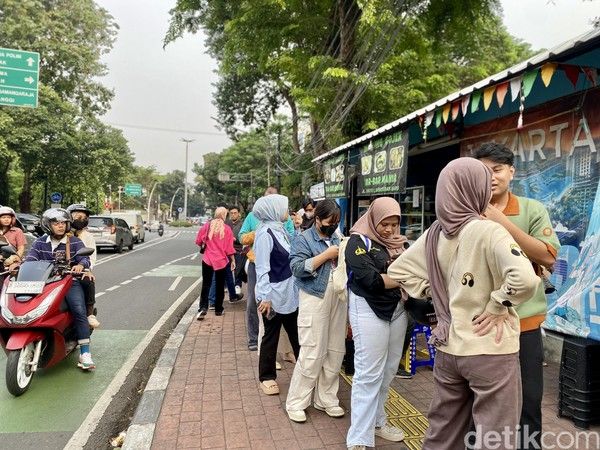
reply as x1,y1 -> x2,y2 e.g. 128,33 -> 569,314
41,208 -> 72,235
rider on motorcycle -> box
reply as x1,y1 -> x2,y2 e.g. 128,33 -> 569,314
0,206 -> 26,268
24,208 -> 95,370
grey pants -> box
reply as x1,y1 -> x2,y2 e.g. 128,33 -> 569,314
246,262 -> 259,347
424,350 -> 522,450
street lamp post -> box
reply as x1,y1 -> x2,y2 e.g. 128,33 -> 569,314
169,187 -> 182,219
181,138 -> 195,221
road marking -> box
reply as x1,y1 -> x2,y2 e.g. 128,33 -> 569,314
96,292 -> 105,298
132,275 -> 142,280
106,285 -> 120,292
190,253 -> 198,260
121,280 -> 132,285
168,276 -> 183,291
65,278 -> 201,449
95,232 -> 182,267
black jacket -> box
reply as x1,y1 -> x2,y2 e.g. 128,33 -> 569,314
345,234 -> 403,321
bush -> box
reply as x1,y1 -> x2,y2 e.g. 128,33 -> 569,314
170,220 -> 193,227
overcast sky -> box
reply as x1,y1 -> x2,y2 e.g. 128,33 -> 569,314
96,0 -> 600,174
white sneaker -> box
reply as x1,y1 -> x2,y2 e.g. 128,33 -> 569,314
287,409 -> 306,423
314,404 -> 345,417
77,352 -> 96,370
375,423 -> 404,442
348,446 -> 366,450
235,285 -> 242,295
87,314 -> 100,329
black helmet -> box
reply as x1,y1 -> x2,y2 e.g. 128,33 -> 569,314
41,208 -> 72,235
66,203 -> 91,216
404,297 -> 437,326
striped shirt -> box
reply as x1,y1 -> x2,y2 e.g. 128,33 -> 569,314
25,234 -> 90,268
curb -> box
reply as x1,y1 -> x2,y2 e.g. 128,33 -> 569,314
122,301 -> 197,450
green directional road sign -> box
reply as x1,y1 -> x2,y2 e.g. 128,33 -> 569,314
124,183 -> 143,196
0,47 -> 40,108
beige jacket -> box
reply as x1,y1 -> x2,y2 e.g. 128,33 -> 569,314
388,220 -> 539,356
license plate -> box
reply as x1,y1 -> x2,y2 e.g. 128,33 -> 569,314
6,281 -> 45,294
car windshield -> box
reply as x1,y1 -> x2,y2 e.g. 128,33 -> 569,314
16,261 -> 54,282
89,217 -> 112,227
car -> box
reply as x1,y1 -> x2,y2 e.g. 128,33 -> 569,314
110,212 -> 145,243
88,215 -> 134,253
15,213 -> 43,237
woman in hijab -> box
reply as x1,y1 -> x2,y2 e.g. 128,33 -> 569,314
253,194 -> 300,396
387,158 -> 539,450
345,197 -> 409,450
195,207 -> 236,319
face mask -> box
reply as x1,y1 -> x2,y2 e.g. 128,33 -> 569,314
71,218 -> 88,230
305,211 -> 314,219
320,223 -> 338,237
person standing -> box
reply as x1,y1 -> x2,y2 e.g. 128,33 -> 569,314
344,197 -> 409,450
473,143 -> 560,449
195,207 -> 236,319
226,205 -> 245,297
388,158 -> 540,450
286,199 -> 346,423
253,194 -> 300,396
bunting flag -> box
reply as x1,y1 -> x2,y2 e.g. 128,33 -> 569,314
435,109 -> 442,128
541,62 -> 558,87
564,65 -> 581,87
510,76 -> 522,102
424,111 -> 434,127
584,67 -> 598,86
471,91 -> 482,113
442,104 -> 451,123
451,102 -> 460,120
522,69 -> 538,98
496,82 -> 509,108
483,86 -> 496,111
461,94 -> 470,116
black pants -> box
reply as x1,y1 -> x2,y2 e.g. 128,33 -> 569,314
517,328 -> 543,450
79,277 -> 96,316
259,309 -> 300,382
199,262 -> 225,314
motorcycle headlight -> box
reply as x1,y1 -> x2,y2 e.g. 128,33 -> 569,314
2,285 -> 62,325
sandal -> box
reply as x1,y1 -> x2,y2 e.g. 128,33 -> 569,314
260,380 -> 280,395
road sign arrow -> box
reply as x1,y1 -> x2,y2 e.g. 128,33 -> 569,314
24,76 -> 34,84
26,57 -> 34,67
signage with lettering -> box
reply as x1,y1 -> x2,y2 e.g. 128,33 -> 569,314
323,154 -> 347,198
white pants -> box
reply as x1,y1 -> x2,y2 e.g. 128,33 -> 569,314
286,281 -> 347,411
346,291 -> 407,448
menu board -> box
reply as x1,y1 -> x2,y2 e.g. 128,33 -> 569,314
323,153 -> 347,198
357,130 -> 408,195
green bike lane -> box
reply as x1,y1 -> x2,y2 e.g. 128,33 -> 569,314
0,229 -> 202,449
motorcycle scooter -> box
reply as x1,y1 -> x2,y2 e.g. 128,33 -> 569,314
157,223 -> 164,237
0,245 -> 95,396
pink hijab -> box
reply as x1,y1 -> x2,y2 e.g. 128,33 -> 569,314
208,207 -> 228,240
426,158 -> 492,346
350,196 -> 408,257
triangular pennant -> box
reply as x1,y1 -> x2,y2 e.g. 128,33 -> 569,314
564,65 -> 581,87
461,94 -> 470,116
470,91 -> 481,113
424,111 -> 434,127
510,76 -> 522,102
584,67 -> 598,86
496,82 -> 509,108
522,69 -> 538,98
483,86 -> 496,111
442,104 -> 450,123
435,109 -> 442,128
541,62 -> 558,87
451,102 -> 460,120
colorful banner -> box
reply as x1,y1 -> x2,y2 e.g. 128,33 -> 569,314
461,87 -> 600,340
358,130 -> 409,196
322,153 -> 347,198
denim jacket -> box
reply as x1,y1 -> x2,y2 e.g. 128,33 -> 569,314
289,225 -> 341,299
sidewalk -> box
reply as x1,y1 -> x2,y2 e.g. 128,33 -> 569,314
129,297 -> 600,450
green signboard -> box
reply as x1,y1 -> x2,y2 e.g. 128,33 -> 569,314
0,48 -> 40,108
323,153 -> 348,198
124,183 -> 143,196
357,130 -> 408,196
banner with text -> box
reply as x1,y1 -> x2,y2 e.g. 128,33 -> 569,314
461,87 -> 600,341
323,153 -> 347,198
358,130 -> 408,196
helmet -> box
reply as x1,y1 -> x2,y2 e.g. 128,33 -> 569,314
41,208 -> 72,235
0,206 -> 17,227
404,297 -> 437,326
66,203 -> 92,217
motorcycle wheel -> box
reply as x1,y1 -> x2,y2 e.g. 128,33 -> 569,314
6,342 -> 36,396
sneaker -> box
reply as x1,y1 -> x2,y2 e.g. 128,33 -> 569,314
287,409 -> 307,423
87,314 -> 100,329
208,305 -> 215,310
375,424 -> 405,442
348,446 -> 366,450
77,352 -> 96,370
248,344 -> 258,351
215,310 -> 225,316
314,404 -> 345,417
196,309 -> 207,320
229,293 -> 244,303
235,285 -> 242,295
396,368 -> 413,379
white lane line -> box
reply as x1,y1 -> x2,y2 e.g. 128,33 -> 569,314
121,280 -> 132,285
132,275 -> 142,280
106,285 -> 120,292
96,292 -> 105,298
95,232 -> 182,267
66,278 -> 202,449
190,253 -> 198,260
168,276 -> 183,291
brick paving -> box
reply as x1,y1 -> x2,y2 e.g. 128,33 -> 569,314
151,297 -> 600,449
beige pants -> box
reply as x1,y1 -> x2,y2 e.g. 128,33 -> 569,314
258,313 -> 293,355
286,281 -> 347,411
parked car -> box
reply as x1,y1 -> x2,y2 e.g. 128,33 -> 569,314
15,213 -> 43,237
88,215 -> 134,253
110,212 -> 145,243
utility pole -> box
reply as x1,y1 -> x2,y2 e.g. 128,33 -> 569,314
117,185 -> 123,211
276,127 -> 282,191
181,138 -> 194,221
169,187 -> 181,219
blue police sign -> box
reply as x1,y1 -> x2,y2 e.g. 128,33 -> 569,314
50,192 -> 62,203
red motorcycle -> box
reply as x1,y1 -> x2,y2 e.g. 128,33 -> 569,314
0,245 -> 95,396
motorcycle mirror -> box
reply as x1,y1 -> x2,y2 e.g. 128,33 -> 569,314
0,244 -> 17,256
76,247 -> 96,257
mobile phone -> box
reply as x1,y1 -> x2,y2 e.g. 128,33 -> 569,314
258,300 -> 276,320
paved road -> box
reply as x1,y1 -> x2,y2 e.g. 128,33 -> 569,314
0,227 -> 202,449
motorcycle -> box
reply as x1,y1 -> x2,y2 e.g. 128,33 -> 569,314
0,244 -> 95,396
157,223 -> 164,237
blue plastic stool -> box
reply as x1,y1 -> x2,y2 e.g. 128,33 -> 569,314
404,324 -> 436,375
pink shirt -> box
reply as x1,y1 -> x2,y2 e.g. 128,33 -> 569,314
195,221 -> 235,270
1,227 -> 26,250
